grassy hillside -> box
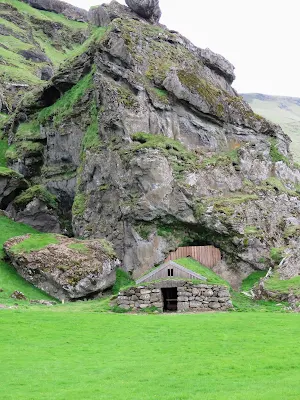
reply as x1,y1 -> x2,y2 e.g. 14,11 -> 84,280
0,0 -> 87,103
1,311 -> 300,399
242,93 -> 300,162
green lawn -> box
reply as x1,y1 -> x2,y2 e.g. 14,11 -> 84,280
1,311 -> 300,400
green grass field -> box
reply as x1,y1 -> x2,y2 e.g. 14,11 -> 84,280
1,311 -> 300,400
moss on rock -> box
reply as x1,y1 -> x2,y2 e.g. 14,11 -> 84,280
13,185 -> 57,209
6,141 -> 43,161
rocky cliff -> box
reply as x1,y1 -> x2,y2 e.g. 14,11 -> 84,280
2,0 -> 300,288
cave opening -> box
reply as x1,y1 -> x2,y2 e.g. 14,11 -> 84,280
40,86 -> 61,107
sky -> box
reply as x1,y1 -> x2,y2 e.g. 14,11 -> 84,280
68,0 -> 300,97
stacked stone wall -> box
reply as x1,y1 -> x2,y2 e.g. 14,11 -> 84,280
116,280 -> 232,312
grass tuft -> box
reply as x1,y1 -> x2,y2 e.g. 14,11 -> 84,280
241,271 -> 267,292
10,233 -> 59,254
68,243 -> 90,254
112,268 -> 135,295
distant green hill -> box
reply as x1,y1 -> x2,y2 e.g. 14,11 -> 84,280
242,93 -> 300,162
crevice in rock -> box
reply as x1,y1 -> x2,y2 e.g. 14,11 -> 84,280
40,86 -> 61,107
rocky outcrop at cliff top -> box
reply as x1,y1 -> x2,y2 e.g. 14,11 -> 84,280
5,0 -> 300,288
125,0 -> 161,22
4,234 -> 119,301
22,0 -> 88,21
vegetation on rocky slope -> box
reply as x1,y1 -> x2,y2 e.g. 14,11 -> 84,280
13,185 -> 58,209
0,0 -> 87,86
265,273 -> 300,296
38,72 -> 94,125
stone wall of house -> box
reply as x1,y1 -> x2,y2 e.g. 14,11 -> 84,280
116,280 -> 232,312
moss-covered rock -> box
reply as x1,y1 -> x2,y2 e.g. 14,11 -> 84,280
4,233 -> 119,301
13,185 -> 57,209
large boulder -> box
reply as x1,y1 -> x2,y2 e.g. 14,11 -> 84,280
4,234 -> 119,301
125,0 -> 161,22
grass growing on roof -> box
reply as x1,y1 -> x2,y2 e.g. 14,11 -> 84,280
10,233 -> 59,254
175,257 -> 230,287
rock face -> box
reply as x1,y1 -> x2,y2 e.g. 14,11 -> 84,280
88,5 -> 111,27
22,0 -> 88,22
0,169 -> 28,209
116,280 -> 232,312
4,234 -> 119,301
5,1 -> 300,287
125,0 -> 161,22
7,198 -> 61,233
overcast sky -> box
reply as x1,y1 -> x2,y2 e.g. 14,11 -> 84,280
69,0 -> 299,97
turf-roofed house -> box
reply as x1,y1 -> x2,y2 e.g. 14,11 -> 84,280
116,247 -> 232,313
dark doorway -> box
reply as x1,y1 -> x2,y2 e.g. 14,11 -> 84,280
162,288 -> 178,312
